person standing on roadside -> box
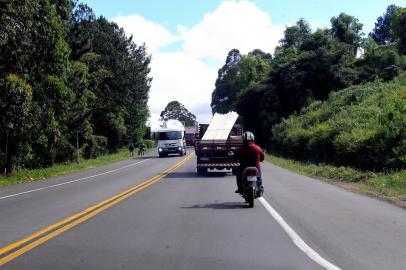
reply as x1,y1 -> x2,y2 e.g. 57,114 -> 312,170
138,142 -> 145,156
129,143 -> 135,158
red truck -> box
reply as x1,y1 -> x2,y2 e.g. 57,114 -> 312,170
184,125 -> 198,146
185,132 -> 197,146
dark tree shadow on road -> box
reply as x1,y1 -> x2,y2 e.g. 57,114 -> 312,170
181,202 -> 249,209
165,171 -> 231,179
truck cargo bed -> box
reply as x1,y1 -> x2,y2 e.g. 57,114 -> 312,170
195,139 -> 242,171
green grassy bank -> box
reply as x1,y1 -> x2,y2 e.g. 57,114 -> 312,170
0,147 -> 153,187
266,154 -> 406,207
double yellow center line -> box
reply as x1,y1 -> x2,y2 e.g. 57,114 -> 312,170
0,153 -> 194,267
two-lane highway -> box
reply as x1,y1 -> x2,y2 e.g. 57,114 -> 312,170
0,149 -> 405,269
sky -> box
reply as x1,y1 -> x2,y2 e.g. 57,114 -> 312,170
81,0 -> 404,128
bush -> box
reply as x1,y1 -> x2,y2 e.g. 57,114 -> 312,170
272,73 -> 406,171
141,140 -> 155,149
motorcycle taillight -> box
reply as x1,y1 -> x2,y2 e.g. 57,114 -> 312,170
246,170 -> 257,176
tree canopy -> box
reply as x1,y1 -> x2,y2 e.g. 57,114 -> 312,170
0,1 -> 152,173
370,5 -> 397,45
210,5 -> 406,171
160,101 -> 197,127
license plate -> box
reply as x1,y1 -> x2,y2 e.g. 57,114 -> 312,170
200,157 -> 210,161
247,176 -> 257,182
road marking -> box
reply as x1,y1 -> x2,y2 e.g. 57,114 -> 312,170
258,197 -> 342,270
0,153 -> 194,266
0,158 -> 152,200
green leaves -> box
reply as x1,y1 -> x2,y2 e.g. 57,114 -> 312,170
160,101 -> 196,127
0,1 -> 151,173
273,77 -> 406,170
330,12 -> 363,48
0,74 -> 33,171
392,7 -> 406,54
370,5 -> 397,45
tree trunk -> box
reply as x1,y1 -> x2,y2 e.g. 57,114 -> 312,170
77,131 -> 80,165
4,129 -> 8,175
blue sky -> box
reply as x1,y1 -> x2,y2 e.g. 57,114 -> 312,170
79,0 -> 405,126
83,0 -> 402,35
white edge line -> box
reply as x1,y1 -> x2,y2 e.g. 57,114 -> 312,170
258,197 -> 342,270
0,158 -> 152,200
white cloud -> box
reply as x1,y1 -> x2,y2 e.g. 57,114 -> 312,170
114,1 -> 285,128
179,0 -> 285,60
114,14 -> 179,53
148,52 -> 218,127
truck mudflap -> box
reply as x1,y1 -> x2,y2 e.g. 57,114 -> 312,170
197,163 -> 240,168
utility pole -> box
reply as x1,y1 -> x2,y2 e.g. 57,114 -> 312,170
76,130 -> 80,165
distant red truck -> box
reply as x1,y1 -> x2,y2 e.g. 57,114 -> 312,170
184,125 -> 199,146
185,132 -> 197,146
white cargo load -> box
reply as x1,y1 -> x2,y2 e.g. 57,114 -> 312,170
201,112 -> 238,140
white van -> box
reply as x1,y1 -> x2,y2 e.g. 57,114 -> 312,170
156,120 -> 187,157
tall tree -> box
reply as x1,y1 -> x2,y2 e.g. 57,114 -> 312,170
370,5 -> 397,45
280,18 -> 311,48
211,49 -> 241,114
69,10 -> 151,151
160,101 -> 197,126
0,75 -> 32,173
330,13 -> 363,51
0,0 -> 71,171
0,1 -> 152,173
234,53 -> 274,146
392,7 -> 406,55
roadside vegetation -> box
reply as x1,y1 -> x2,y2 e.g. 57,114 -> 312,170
0,1 -> 152,176
211,5 -> 406,203
272,75 -> 406,171
0,140 -> 155,187
266,154 -> 406,206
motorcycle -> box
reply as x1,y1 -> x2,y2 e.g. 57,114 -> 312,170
241,167 -> 263,208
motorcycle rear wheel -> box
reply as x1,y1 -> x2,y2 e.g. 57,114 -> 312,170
246,187 -> 255,208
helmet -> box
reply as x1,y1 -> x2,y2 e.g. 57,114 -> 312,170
242,131 -> 255,142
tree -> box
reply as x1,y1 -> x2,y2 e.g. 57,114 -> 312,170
69,13 -> 152,151
234,54 -> 271,91
0,75 -> 32,173
233,54 -> 274,146
356,40 -> 402,82
160,101 -> 197,126
0,1 -> 152,173
392,7 -> 406,55
211,49 -> 241,114
280,18 -> 311,48
0,0 -> 72,171
370,5 -> 397,45
248,49 -> 272,60
330,13 -> 363,50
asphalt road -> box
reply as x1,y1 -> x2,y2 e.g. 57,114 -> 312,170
0,148 -> 405,269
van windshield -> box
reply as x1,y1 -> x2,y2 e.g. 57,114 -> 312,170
158,131 -> 182,140
184,133 -> 194,139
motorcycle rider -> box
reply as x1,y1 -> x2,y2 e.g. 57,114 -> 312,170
235,131 -> 264,195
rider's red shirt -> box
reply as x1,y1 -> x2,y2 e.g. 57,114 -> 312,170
236,142 -> 264,170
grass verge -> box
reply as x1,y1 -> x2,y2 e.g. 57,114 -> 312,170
266,154 -> 406,208
0,147 -> 151,187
